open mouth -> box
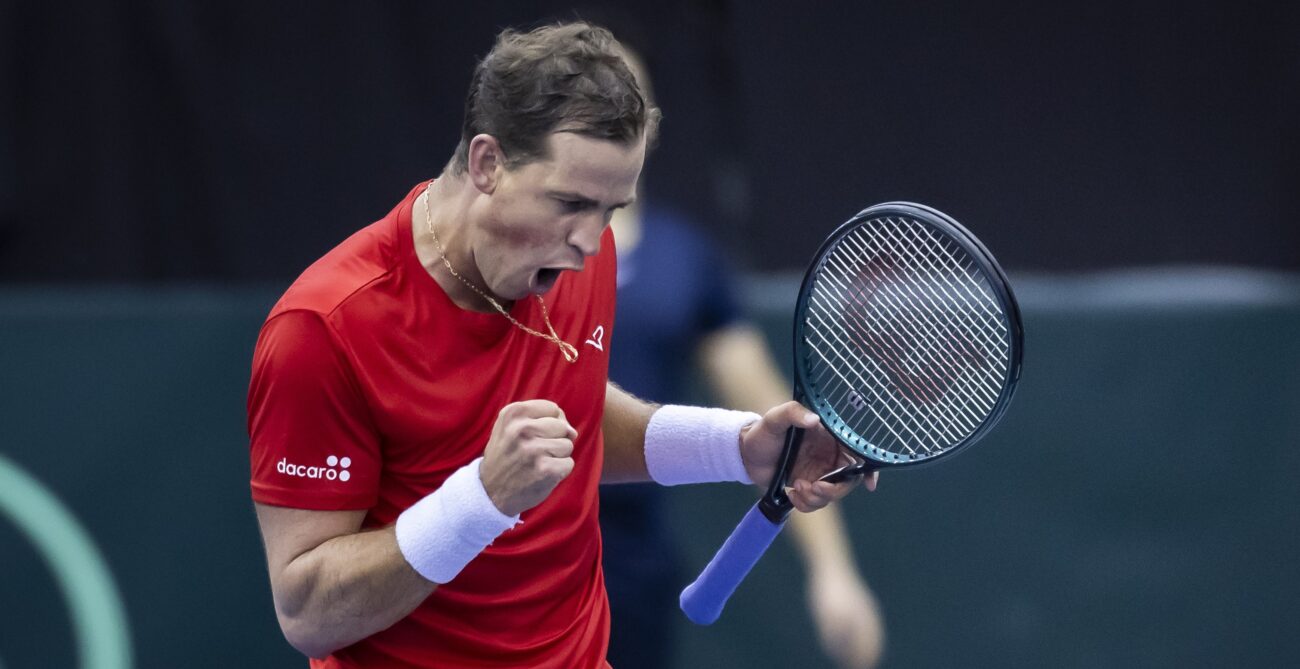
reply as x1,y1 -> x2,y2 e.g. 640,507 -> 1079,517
534,268 -> 563,293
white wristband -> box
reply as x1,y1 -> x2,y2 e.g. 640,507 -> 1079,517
644,405 -> 761,486
394,457 -> 520,584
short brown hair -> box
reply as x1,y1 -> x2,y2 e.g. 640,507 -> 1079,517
448,21 -> 661,174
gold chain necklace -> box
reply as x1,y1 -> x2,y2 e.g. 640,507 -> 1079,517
422,183 -> 578,363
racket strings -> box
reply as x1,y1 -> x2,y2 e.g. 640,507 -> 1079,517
807,283 -> 978,452
847,222 -> 1008,373
864,218 -> 1010,362
868,219 -> 1010,361
803,215 -> 1013,459
842,227 -> 1008,402
840,221 -> 1009,447
877,218 -> 1005,319
824,248 -> 1002,405
842,222 -> 1013,415
817,248 -> 996,432
807,287 -> 979,455
844,251 -> 1001,436
804,307 -> 948,455
847,248 -> 1001,364
805,293 -> 983,457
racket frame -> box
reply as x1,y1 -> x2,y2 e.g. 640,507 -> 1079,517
760,202 -> 1024,519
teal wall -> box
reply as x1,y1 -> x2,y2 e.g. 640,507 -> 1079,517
2,271 -> 1297,668
0,288 -> 296,668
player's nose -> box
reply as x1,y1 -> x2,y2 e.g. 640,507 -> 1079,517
568,217 -> 603,257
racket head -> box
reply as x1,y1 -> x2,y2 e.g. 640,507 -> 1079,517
792,202 -> 1023,469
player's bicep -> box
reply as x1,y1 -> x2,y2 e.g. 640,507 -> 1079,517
254,503 -> 367,576
248,310 -> 380,510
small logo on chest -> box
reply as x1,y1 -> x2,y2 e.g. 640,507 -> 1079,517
585,325 -> 606,351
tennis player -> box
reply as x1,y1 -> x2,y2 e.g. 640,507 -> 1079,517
247,21 -> 871,668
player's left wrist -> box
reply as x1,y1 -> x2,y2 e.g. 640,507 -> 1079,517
737,420 -> 765,485
644,405 -> 760,486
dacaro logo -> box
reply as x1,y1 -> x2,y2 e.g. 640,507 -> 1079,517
277,455 -> 352,482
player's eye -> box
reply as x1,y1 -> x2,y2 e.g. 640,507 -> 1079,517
558,199 -> 586,213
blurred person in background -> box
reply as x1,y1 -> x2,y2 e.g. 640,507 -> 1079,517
600,45 -> 886,669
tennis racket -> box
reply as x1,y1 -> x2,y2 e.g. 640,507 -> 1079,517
680,201 -> 1024,625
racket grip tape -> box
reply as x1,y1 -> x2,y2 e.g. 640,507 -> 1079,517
679,503 -> 787,625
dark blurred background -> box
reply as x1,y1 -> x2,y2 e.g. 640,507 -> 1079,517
1,2 -> 1297,668
2,0 -> 1296,280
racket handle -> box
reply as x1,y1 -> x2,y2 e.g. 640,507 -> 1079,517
679,503 -> 787,625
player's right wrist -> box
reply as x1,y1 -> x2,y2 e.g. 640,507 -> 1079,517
394,457 -> 521,584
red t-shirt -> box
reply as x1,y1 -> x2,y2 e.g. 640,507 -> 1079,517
248,183 -> 617,668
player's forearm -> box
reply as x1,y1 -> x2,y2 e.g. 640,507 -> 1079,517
272,526 -> 435,658
700,327 -> 865,567
698,325 -> 792,414
786,503 -> 860,576
600,382 -> 656,483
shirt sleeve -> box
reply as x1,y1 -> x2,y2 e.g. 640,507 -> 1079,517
247,309 -> 381,510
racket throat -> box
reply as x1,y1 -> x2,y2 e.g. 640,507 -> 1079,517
819,458 -> 872,485
758,426 -> 804,523
757,494 -> 793,524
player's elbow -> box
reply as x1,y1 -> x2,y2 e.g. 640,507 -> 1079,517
278,614 -> 339,660
273,593 -> 341,659
268,573 -> 343,658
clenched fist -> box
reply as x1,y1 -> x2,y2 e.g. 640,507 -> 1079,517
479,400 -> 577,517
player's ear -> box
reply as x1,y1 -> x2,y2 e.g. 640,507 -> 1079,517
467,134 -> 504,195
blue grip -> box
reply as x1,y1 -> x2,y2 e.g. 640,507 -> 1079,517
679,503 -> 787,625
